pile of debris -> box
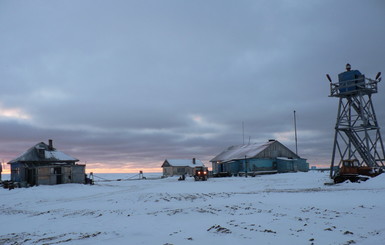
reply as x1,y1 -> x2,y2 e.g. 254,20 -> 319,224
1,180 -> 18,190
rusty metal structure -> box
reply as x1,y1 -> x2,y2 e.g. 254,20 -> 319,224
327,65 -> 385,180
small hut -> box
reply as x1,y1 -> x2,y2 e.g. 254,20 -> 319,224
161,158 -> 205,177
8,140 -> 85,186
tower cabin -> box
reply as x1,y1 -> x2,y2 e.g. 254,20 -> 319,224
329,63 -> 378,97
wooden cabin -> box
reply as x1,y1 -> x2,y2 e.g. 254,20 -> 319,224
8,140 -> 85,186
161,158 -> 205,177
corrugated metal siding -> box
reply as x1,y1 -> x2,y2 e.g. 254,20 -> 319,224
211,161 -> 239,174
213,158 -> 275,174
213,157 -> 308,174
277,158 -> 296,172
228,161 -> 241,173
276,158 -> 309,173
296,159 -> 309,172
248,159 -> 274,171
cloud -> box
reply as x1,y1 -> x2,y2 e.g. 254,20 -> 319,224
0,104 -> 31,121
1,0 -> 385,172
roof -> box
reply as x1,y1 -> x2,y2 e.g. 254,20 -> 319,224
210,141 -> 274,163
210,140 -> 301,163
8,142 -> 79,164
162,159 -> 205,168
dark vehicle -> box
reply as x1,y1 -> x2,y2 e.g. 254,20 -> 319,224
194,166 -> 208,181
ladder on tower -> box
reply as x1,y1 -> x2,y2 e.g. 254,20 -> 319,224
342,129 -> 376,167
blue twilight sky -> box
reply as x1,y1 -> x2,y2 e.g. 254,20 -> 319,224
1,0 -> 385,172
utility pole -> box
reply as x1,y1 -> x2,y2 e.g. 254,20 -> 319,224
294,110 -> 298,155
245,155 -> 248,178
242,121 -> 245,145
0,161 -> 2,182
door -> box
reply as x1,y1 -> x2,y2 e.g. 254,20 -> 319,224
54,167 -> 62,184
26,168 -> 37,186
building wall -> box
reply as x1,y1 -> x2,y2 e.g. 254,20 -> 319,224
212,161 -> 238,173
163,167 -> 171,176
256,142 -> 298,159
217,161 -> 240,173
276,158 -> 309,173
163,166 -> 194,176
10,163 -> 85,185
37,165 -> 86,185
248,159 -> 274,171
296,159 -> 309,172
276,159 -> 297,172
36,167 -> 55,185
211,162 -> 219,173
72,165 -> 86,183
212,157 -> 309,175
10,163 -> 25,182
212,158 -> 275,175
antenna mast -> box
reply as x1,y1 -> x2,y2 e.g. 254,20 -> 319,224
294,110 -> 298,155
242,121 -> 245,145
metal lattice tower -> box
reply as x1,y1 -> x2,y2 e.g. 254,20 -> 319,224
327,66 -> 385,178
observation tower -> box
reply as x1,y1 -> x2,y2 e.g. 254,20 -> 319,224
327,64 -> 385,181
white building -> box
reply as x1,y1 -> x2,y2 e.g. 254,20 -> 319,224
161,158 -> 205,177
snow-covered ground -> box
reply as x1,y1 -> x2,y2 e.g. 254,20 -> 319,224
1,171 -> 385,245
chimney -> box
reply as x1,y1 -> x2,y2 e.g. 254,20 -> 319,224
48,139 -> 53,150
193,158 -> 196,164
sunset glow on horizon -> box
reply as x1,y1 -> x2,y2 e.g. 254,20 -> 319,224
0,162 -> 330,176
85,166 -> 162,174
0,163 -> 163,175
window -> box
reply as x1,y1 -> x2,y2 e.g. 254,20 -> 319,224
177,167 -> 185,174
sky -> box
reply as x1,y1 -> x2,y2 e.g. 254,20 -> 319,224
1,0 -> 385,173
